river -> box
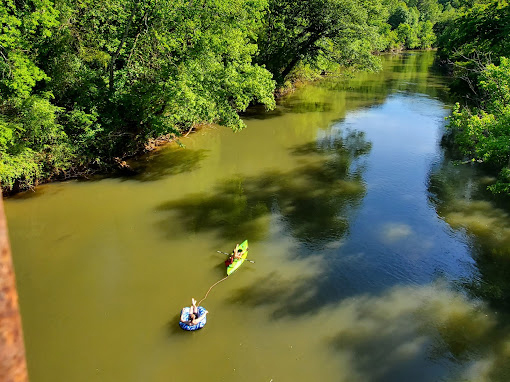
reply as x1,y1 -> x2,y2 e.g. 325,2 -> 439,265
5,51 -> 510,382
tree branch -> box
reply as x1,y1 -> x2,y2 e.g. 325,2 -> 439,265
108,4 -> 137,94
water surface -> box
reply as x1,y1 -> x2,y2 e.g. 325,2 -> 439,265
5,51 -> 510,382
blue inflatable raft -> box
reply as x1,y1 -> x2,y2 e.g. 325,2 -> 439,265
179,306 -> 207,331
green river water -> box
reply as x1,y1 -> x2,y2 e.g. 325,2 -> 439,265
5,51 -> 510,382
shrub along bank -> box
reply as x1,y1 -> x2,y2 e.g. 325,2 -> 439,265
0,0 -> 467,193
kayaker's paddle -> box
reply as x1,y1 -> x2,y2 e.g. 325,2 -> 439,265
216,250 -> 255,263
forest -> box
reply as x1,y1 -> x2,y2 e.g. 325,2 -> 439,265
0,0 -> 509,194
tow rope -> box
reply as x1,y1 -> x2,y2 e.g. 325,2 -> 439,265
197,275 -> 229,306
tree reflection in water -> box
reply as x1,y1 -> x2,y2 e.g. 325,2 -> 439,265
157,129 -> 371,250
427,157 -> 510,382
428,159 -> 510,312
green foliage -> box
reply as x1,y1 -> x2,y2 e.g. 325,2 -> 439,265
0,0 -> 58,99
488,167 -> 510,193
0,0 -> 70,190
397,23 -> 420,48
50,0 -> 276,134
0,146 -> 42,191
377,23 -> 401,51
418,20 -> 436,48
0,94 -> 72,189
0,0 -> 457,192
389,3 -> 411,28
416,0 -> 444,22
1,0 -> 276,192
257,0 -> 387,84
437,0 -> 510,66
436,0 -> 510,194
448,57 -> 510,194
384,0 -> 443,50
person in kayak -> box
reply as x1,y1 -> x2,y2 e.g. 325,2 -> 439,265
180,298 -> 208,326
225,243 -> 247,267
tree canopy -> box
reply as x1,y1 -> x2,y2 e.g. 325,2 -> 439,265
256,0 -> 388,84
437,0 -> 510,195
0,0 -> 465,192
1,0 -> 276,191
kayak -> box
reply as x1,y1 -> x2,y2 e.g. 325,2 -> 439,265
226,239 -> 248,276
179,306 -> 207,331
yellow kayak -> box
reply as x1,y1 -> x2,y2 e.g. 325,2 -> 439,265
226,240 -> 248,276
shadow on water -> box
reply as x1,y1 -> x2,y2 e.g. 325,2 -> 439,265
241,98 -> 334,120
6,144 -> 209,200
155,128 -> 372,317
231,270 -> 336,318
427,157 -> 510,314
239,104 -> 285,120
156,129 -> 371,248
8,187 -> 50,200
279,101 -> 334,114
167,313 -> 187,336
125,147 -> 208,182
213,261 -> 228,277
156,177 -> 272,241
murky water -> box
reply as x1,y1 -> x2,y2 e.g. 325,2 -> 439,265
5,52 -> 510,382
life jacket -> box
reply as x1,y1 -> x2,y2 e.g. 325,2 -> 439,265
225,256 -> 234,267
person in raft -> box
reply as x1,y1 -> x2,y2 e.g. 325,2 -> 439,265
225,243 -> 248,267
180,298 -> 209,326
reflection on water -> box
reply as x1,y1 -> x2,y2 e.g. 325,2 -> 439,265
128,147 -> 209,181
158,129 -> 371,247
328,283 -> 493,381
429,160 -> 510,314
4,51 -> 510,382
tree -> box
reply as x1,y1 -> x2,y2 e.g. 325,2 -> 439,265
1,0 -> 277,191
396,22 -> 420,48
448,57 -> 510,194
437,0 -> 510,66
416,0 -> 443,22
386,1 -> 439,50
418,20 -> 436,47
257,0 -> 386,84
0,0 -> 68,191
389,2 -> 411,28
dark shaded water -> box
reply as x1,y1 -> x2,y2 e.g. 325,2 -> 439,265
5,52 -> 510,382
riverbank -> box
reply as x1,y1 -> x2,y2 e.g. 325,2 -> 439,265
0,71 -> 334,196
1,124 -> 204,197
0,50 -> 437,198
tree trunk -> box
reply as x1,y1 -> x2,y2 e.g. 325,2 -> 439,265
279,35 -> 320,82
0,194 -> 29,382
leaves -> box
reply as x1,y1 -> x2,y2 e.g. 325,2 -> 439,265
0,0 -> 456,192
448,58 -> 510,194
0,0 -> 278,191
257,0 -> 387,84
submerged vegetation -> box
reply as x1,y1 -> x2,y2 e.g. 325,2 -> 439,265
0,0 -> 508,193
